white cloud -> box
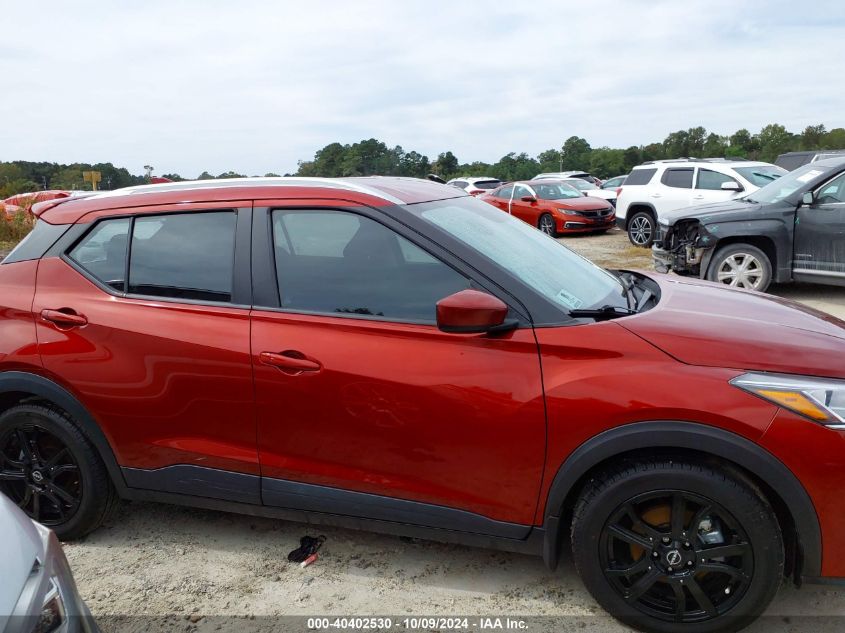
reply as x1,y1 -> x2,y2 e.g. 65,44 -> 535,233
1,0 -> 843,176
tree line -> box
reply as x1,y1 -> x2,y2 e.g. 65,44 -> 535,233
2,123 -> 843,198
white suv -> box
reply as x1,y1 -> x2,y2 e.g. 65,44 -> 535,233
616,159 -> 785,246
446,177 -> 502,196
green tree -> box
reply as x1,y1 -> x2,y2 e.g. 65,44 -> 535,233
588,148 -> 625,179
757,124 -> 796,162
561,136 -> 591,170
432,151 -> 460,179
702,133 -> 728,158
197,171 -> 215,180
801,124 -> 827,150
822,128 -> 845,149
663,130 -> 690,159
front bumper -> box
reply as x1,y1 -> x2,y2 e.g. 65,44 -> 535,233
652,243 -> 673,274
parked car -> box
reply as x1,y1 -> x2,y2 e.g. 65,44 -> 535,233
617,159 -> 786,247
0,494 -> 98,633
533,171 -> 602,186
601,175 -> 627,190
478,180 -> 615,236
2,177 -> 845,633
553,177 -> 618,205
445,177 -> 502,196
653,156 -> 845,292
3,190 -> 71,207
775,150 -> 845,171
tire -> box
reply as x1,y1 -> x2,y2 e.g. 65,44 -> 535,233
538,213 -> 556,237
571,460 -> 783,633
0,403 -> 118,540
627,211 -> 656,247
706,244 -> 772,292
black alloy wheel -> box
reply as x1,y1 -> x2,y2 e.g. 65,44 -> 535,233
600,491 -> 753,624
0,404 -> 117,539
0,424 -> 83,526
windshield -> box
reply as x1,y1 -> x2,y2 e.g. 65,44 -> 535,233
533,182 -> 583,200
565,179 -> 597,191
745,162 -> 830,204
410,197 -> 625,313
734,165 -> 786,188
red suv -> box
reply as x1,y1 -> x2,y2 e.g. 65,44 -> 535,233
0,178 -> 843,633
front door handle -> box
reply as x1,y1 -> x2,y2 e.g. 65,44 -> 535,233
259,350 -> 322,374
40,309 -> 88,328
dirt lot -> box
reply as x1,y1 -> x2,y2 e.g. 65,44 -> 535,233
57,229 -> 845,630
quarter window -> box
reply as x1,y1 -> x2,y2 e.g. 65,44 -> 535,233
128,211 -> 236,302
68,218 -> 131,291
271,210 -> 471,321
661,168 -> 694,189
624,168 -> 656,186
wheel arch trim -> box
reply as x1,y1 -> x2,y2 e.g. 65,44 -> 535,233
542,420 -> 821,577
0,371 -> 127,491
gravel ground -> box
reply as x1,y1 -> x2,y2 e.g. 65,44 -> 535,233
49,230 -> 845,629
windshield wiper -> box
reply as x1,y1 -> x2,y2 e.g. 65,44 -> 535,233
569,305 -> 637,322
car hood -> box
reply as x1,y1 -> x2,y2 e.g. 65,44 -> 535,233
0,494 -> 44,618
621,274 -> 845,379
661,199 -> 761,225
581,190 -> 616,201
552,197 -> 612,211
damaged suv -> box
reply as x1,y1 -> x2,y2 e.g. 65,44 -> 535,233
653,157 -> 845,292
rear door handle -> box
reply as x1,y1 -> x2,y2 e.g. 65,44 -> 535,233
650,193 -> 662,198
259,350 -> 322,374
40,309 -> 88,328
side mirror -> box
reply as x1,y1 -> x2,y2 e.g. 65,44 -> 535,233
520,195 -> 537,203
436,289 -> 509,334
720,181 -> 743,192
802,191 -> 814,206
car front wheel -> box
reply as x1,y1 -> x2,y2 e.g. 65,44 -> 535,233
628,212 -> 656,247
571,460 -> 783,633
706,244 -> 772,292
538,213 -> 556,236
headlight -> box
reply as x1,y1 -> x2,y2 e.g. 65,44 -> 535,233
731,373 -> 845,429
35,577 -> 67,633
557,207 -> 578,215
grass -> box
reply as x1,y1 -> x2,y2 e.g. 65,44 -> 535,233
0,205 -> 35,247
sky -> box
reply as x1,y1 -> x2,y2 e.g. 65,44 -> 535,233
2,0 -> 844,177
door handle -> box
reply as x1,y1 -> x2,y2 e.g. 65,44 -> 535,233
650,193 -> 662,198
693,195 -> 705,200
259,350 -> 322,374
40,309 -> 88,328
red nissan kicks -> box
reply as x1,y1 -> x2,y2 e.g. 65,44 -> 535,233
1,177 -> 844,632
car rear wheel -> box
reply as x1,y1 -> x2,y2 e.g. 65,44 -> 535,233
628,211 -> 656,247
706,244 -> 772,292
0,404 -> 117,540
571,460 -> 783,633
538,213 -> 556,236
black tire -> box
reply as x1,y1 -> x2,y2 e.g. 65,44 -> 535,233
706,243 -> 772,292
538,213 -> 556,237
627,211 -> 656,247
571,460 -> 783,633
0,404 -> 118,540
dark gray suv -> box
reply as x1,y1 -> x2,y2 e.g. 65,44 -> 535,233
653,157 -> 845,292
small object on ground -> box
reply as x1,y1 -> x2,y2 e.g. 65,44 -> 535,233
288,535 -> 326,563
300,553 -> 319,568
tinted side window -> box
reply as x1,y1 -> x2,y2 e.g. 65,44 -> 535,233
624,168 -> 656,186
271,210 -> 471,321
497,185 -> 514,199
817,173 -> 845,204
696,169 -> 738,190
68,218 -> 131,290
129,211 -> 236,302
661,168 -> 694,189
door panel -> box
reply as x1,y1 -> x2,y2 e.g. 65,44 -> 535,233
656,168 -> 695,213
250,205 -> 546,528
795,174 -> 845,275
252,311 -> 546,526
33,206 -> 258,489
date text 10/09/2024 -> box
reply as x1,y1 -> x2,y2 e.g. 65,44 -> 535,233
306,617 -> 529,630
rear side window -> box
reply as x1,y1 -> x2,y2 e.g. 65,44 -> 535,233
624,168 -> 657,186
496,185 -> 514,199
661,168 -> 694,189
696,169 -> 739,190
271,210 -> 470,321
129,212 -> 236,302
68,218 -> 131,290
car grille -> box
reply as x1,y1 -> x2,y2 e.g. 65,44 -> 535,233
575,209 -> 613,218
